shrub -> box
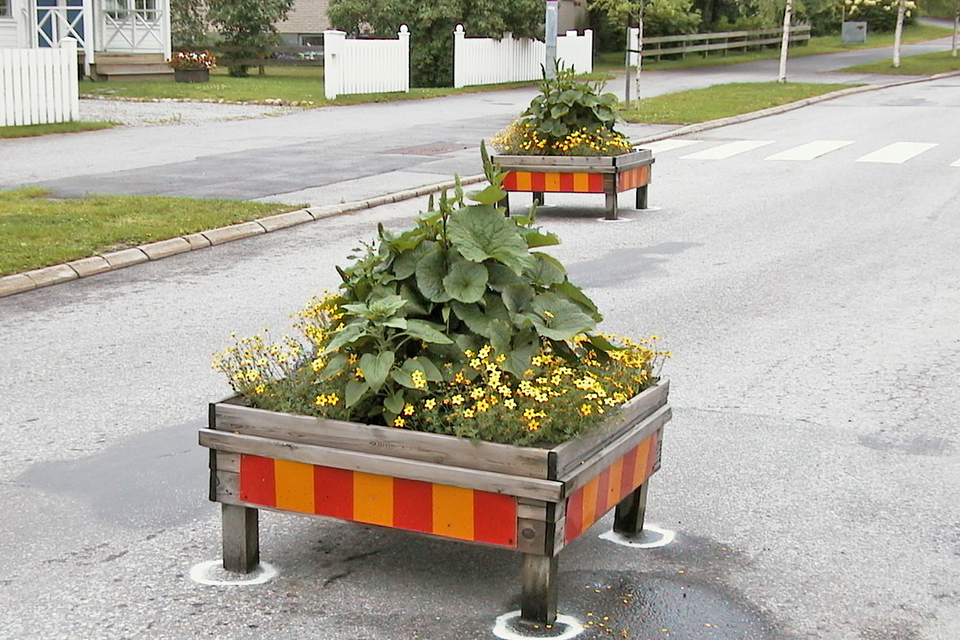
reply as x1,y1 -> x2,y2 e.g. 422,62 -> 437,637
206,0 -> 294,77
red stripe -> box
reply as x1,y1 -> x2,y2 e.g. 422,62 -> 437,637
473,491 -> 517,547
559,172 -> 574,192
314,465 -> 353,519
588,173 -> 604,193
239,455 -> 276,507
594,467 -> 611,521
530,172 -> 546,192
502,172 -> 517,190
565,488 -> 584,544
647,430 -> 662,476
619,446 -> 638,498
641,165 -> 651,185
392,478 -> 433,533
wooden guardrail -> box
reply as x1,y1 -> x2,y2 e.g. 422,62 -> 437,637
211,45 -> 324,69
639,25 -> 811,60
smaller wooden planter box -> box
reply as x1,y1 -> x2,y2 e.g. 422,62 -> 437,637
493,150 -> 654,221
174,68 -> 210,83
200,381 -> 671,625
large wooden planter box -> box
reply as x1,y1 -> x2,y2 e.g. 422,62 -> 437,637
200,381 -> 671,624
493,150 -> 654,221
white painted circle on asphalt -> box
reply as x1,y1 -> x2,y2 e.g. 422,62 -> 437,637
189,560 -> 279,586
599,524 -> 676,548
493,610 -> 585,640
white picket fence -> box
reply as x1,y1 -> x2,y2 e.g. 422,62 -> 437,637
453,26 -> 593,88
0,39 -> 80,127
323,26 -> 410,99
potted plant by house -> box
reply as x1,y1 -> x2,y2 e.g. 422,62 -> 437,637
170,50 -> 216,83
203,149 -> 671,626
491,66 -> 654,220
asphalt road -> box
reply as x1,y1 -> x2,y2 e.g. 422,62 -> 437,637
1,80 -> 959,639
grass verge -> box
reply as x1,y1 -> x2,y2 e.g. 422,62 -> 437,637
595,23 -> 953,75
839,50 -> 960,74
0,188 -> 301,276
0,121 -> 119,139
619,81 -> 854,124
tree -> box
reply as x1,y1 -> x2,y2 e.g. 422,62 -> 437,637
924,0 -> 959,57
206,0 -> 295,77
328,0 -> 543,87
171,0 -> 209,51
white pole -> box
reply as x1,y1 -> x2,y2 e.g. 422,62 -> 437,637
778,0 -> 793,83
893,0 -> 906,68
952,11 -> 958,58
634,16 -> 643,102
545,0 -> 559,78
624,27 -> 632,106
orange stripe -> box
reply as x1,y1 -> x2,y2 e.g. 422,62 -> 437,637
572,172 -> 590,192
353,471 -> 394,526
274,459 -> 315,513
544,173 -> 561,192
515,172 -> 532,191
433,484 -> 474,541
581,475 -> 601,531
607,456 -> 625,512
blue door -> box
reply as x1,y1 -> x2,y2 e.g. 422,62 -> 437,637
36,0 -> 85,48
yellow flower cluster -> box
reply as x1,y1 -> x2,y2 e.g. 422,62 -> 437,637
491,120 -> 632,157
211,329 -> 305,397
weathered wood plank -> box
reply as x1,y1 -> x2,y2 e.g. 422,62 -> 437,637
200,429 -> 563,502
614,482 -> 648,537
222,504 -> 259,573
215,470 -> 240,501
553,381 -> 669,479
217,452 -> 240,473
559,405 -> 671,496
214,403 -> 551,479
517,499 -> 565,523
521,553 -> 559,625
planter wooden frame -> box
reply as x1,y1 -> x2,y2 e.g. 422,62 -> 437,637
493,149 -> 654,221
200,381 -> 671,625
173,68 -> 210,83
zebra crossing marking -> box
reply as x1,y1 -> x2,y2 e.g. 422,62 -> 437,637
640,139 -> 702,154
951,158 -> 960,167
765,140 -> 854,161
680,140 -> 775,160
855,142 -> 938,164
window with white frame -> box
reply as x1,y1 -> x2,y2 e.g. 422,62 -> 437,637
0,0 -> 11,18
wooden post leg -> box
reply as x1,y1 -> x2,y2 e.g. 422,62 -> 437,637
614,482 -> 649,537
605,191 -> 619,220
533,191 -> 544,206
222,503 -> 259,573
520,553 -> 558,625
499,195 -> 511,217
636,184 -> 649,210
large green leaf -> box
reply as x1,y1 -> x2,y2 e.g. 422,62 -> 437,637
359,351 -> 394,392
502,340 -> 538,378
530,292 -> 596,341
452,301 -> 490,336
415,245 -> 452,303
502,284 -> 535,316
384,389 -> 405,415
442,259 -> 488,303
318,353 -> 347,381
527,252 -> 566,286
467,184 -> 507,206
523,229 -> 561,248
488,319 -> 513,354
392,241 -> 431,279
447,205 -> 534,275
345,380 -> 369,408
487,263 -> 523,291
324,322 -> 367,354
404,319 -> 454,344
551,281 -> 602,322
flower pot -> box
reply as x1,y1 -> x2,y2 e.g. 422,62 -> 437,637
174,68 -> 210,83
492,149 -> 655,220
200,380 -> 671,624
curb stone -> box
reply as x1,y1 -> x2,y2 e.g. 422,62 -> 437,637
5,71 -> 958,301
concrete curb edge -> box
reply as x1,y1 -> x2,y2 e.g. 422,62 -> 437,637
4,70 -> 958,300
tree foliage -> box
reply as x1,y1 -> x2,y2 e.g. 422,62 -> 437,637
171,0 -> 210,51
205,0 -> 294,76
328,0 -> 543,87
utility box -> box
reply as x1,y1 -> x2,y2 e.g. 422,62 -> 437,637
842,21 -> 868,44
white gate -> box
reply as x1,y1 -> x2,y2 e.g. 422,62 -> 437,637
97,0 -> 168,55
0,38 -> 80,126
323,26 -> 410,99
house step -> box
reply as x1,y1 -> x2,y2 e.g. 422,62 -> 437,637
94,53 -> 167,65
95,62 -> 174,75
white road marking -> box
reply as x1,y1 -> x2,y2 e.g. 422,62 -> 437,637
680,140 -> 775,160
765,140 -> 854,161
951,157 -> 960,167
856,142 -> 938,164
599,524 -> 676,549
638,139 -> 702,154
189,560 -> 279,586
493,611 -> 585,640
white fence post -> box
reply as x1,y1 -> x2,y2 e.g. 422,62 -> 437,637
453,24 -> 465,88
0,39 -> 79,127
398,24 -> 410,92
323,29 -> 345,100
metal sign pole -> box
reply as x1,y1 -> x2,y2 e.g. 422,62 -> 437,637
545,0 -> 559,78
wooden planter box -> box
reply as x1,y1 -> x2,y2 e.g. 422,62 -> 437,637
200,381 -> 671,624
174,68 -> 210,83
493,150 -> 654,221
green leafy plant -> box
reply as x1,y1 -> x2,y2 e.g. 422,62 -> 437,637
206,0 -> 294,77
214,147 -> 667,445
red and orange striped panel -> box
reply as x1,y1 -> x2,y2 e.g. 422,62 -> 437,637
502,171 -> 604,194
563,428 -> 662,544
617,165 -> 651,191
238,455 -> 518,547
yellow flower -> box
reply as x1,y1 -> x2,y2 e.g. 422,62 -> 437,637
463,409 -> 476,418
403,403 -> 415,415
424,398 -> 437,410
393,416 -> 406,427
451,394 -> 464,405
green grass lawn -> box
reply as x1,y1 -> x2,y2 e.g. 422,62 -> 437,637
620,81 -> 854,124
595,23 -> 953,75
0,188 -> 300,276
0,121 -> 119,139
839,50 -> 960,74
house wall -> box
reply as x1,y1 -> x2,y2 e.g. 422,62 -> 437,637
0,0 -> 23,48
277,0 -> 330,41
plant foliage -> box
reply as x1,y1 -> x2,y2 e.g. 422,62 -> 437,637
206,0 -> 294,76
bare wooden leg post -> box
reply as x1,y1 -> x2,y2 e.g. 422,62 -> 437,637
499,195 -> 511,217
636,184 -> 649,210
605,191 -> 619,220
533,191 -> 544,206
520,553 -> 558,625
222,503 -> 259,573
614,482 -> 648,537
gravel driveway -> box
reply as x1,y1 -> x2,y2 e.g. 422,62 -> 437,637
80,97 -> 296,126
